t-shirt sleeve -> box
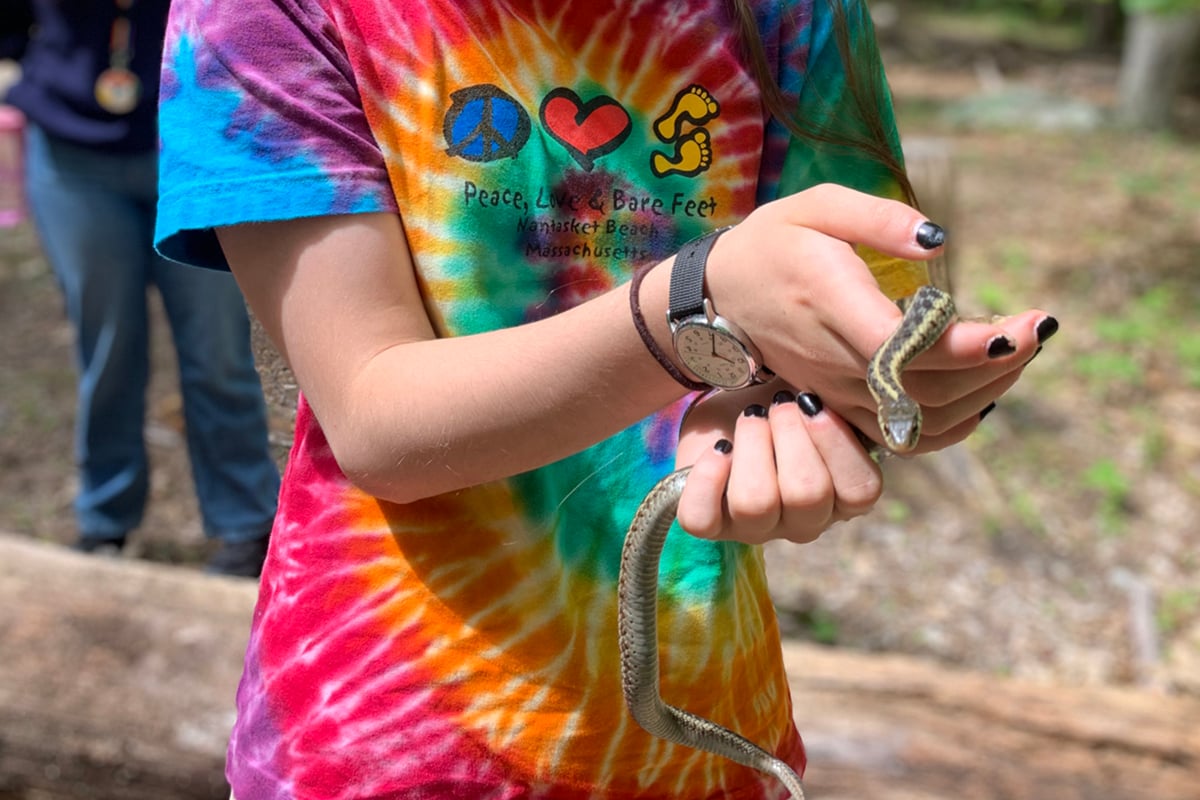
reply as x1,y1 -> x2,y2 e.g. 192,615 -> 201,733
773,0 -> 906,200
767,0 -> 928,299
154,0 -> 398,270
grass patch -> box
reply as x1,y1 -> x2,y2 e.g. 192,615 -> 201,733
1073,350 -> 1142,388
1081,458 -> 1133,536
1178,335 -> 1200,388
1158,589 -> 1200,637
1073,285 -> 1199,391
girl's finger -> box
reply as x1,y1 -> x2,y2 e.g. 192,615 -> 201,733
904,309 -> 1054,375
906,412 -> 988,456
676,439 -> 734,540
773,183 -> 946,263
724,404 -> 781,543
797,393 -> 883,521
915,366 -> 1025,441
766,390 -> 835,543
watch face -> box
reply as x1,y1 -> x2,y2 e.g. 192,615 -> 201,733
674,323 -> 754,389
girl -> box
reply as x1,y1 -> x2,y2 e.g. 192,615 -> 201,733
155,0 -> 1051,796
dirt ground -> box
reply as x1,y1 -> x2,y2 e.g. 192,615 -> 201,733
2,35 -> 1198,696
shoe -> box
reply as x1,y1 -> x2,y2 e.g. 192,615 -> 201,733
71,535 -> 127,557
205,536 -> 270,578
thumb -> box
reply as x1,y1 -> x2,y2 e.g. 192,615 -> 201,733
776,183 -> 945,266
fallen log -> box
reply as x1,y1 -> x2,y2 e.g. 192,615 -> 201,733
0,534 -> 255,800
1,533 -> 1197,799
783,640 -> 1200,799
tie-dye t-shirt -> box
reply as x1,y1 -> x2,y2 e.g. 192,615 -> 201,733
156,1 -> 920,798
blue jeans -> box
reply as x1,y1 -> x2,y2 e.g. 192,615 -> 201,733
23,124 -> 279,543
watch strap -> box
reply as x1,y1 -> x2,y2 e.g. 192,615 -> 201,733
629,264 -> 709,392
667,226 -> 731,323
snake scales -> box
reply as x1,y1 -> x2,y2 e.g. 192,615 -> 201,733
617,285 -> 956,799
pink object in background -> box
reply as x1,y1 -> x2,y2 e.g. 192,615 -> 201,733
0,105 -> 27,227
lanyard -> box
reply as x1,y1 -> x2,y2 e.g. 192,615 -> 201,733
94,0 -> 141,115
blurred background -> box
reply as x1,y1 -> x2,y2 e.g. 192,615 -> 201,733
1,0 -> 1198,798
766,0 -> 1200,690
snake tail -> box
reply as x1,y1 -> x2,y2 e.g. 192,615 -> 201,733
617,468 -> 807,800
866,284 -> 957,453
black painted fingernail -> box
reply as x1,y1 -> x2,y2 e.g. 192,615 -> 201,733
714,438 -> 733,454
772,390 -> 796,405
796,392 -> 824,417
743,403 -> 768,418
980,402 -> 997,421
1036,316 -> 1059,344
915,221 -> 946,250
987,335 -> 1017,359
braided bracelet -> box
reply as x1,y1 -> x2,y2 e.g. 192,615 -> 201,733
629,263 -> 709,391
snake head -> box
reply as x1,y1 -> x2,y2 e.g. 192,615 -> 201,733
878,396 -> 922,453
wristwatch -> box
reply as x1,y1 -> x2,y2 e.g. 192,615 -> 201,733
666,227 -> 773,390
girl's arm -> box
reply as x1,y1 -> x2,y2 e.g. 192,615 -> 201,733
219,210 -> 684,504
219,185 -> 1047,512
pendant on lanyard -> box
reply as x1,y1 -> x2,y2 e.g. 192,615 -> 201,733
95,0 -> 141,115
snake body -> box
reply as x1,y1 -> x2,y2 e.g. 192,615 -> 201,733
617,285 -> 956,799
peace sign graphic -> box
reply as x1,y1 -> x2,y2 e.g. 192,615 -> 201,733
444,85 -> 532,163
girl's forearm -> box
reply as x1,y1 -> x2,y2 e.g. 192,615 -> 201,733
320,263 -> 687,503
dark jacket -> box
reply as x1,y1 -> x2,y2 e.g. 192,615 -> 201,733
1,0 -> 170,152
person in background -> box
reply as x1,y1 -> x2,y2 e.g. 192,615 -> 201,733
1,0 -> 280,578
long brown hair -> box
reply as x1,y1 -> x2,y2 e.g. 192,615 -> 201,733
725,0 -> 918,206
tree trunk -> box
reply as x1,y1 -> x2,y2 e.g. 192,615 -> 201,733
1117,9 -> 1200,129
1084,0 -> 1126,52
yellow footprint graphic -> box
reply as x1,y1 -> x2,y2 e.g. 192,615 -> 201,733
654,85 -> 720,142
651,129 -> 712,178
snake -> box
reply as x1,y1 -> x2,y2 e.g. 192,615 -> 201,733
617,284 -> 956,799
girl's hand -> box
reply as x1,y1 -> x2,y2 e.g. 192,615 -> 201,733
699,184 -> 1052,452
675,385 -> 881,545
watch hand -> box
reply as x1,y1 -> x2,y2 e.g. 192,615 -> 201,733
711,339 -> 737,364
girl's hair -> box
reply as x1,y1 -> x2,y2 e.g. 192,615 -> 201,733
725,0 -> 917,206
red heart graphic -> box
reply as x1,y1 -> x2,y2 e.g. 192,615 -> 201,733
540,89 -> 632,171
